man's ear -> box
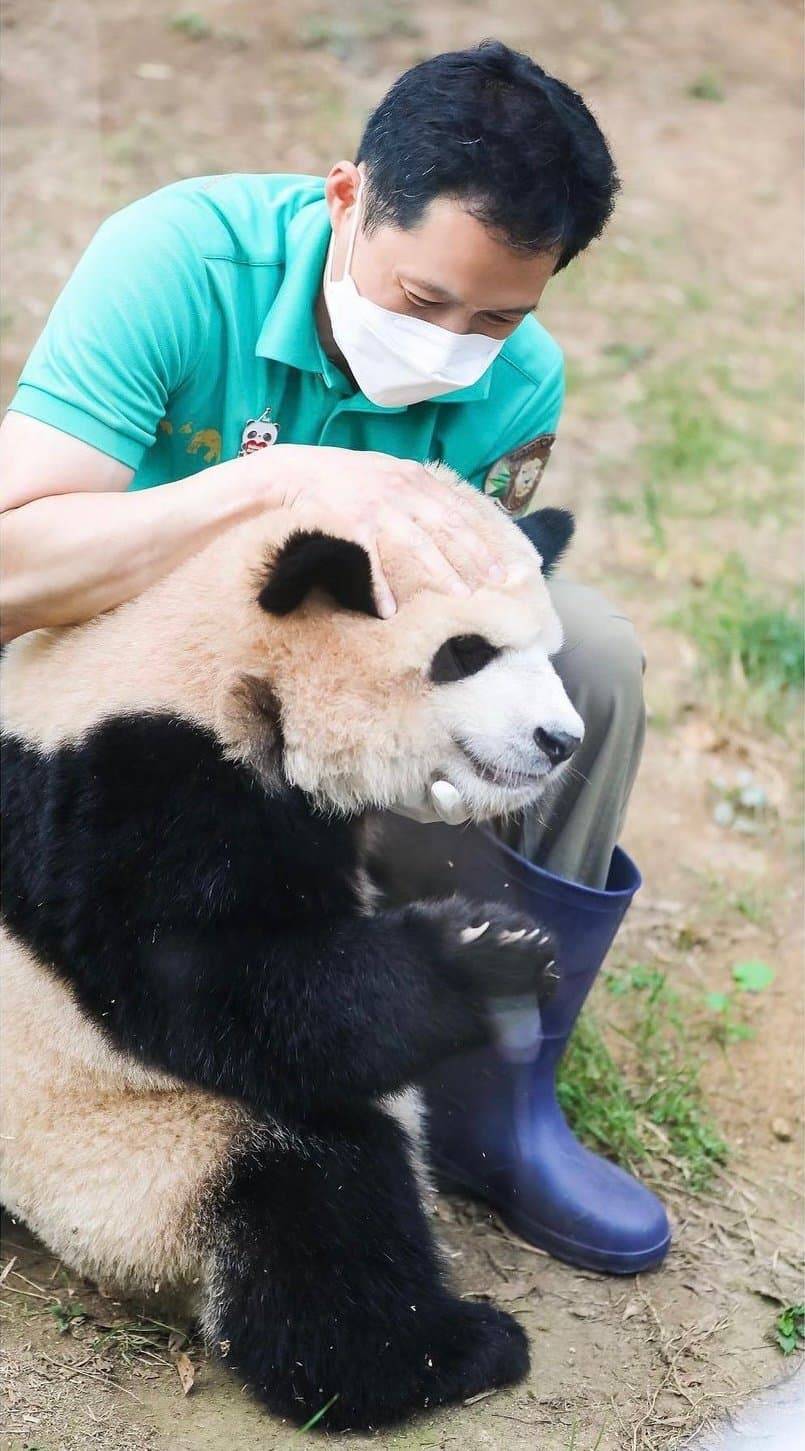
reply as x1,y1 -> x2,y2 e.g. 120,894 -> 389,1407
257,530 -> 379,617
516,507 -> 575,577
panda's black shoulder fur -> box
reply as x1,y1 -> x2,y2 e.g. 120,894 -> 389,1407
1,712 -> 360,953
0,712 -> 491,1125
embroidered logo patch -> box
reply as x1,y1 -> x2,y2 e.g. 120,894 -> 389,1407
483,433 -> 555,516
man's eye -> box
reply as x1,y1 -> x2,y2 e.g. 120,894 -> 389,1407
404,291 -> 438,308
429,634 -> 500,684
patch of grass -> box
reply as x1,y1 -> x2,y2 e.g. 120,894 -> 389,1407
558,964 -> 727,1191
704,990 -> 755,1045
669,554 -> 803,725
633,375 -> 747,544
687,72 -> 725,102
49,1300 -> 89,1334
90,1315 -> 182,1364
605,961 -> 666,997
167,11 -> 213,40
684,284 -> 713,312
601,340 -> 653,373
773,1304 -> 804,1355
557,1015 -> 646,1166
301,2 -> 421,55
628,361 -> 799,538
699,873 -> 775,929
705,957 -> 775,1045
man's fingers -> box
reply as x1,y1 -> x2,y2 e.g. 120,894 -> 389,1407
404,487 -> 507,589
380,519 -> 471,600
435,519 -> 507,590
363,536 -> 396,619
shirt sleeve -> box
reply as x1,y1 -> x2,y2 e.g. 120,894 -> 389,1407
466,352 -> 565,516
7,194 -> 211,471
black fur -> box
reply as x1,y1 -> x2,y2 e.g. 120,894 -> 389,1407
517,506 -> 575,577
430,634 -> 500,684
258,530 -> 379,617
209,1102 -> 528,1429
0,714 -> 557,1428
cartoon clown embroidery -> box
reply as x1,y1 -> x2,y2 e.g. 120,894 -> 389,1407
238,406 -> 279,457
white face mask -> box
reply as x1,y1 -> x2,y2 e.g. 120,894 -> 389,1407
323,184 -> 506,408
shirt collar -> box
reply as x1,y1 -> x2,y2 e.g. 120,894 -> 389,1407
255,196 -> 334,376
255,194 -> 496,409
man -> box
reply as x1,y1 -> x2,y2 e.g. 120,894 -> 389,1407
0,42 -> 669,1269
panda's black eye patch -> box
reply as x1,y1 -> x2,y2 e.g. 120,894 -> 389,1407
429,634 -> 500,684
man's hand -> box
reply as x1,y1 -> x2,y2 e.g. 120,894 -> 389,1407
0,417 -> 506,638
271,445 -> 508,618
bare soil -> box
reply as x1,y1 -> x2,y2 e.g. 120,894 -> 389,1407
1,2 -> 802,1448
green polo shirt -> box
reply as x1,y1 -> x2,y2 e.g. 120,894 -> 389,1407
9,173 -> 564,507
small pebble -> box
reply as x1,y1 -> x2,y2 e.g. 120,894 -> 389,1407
771,1117 -> 793,1142
739,784 -> 767,811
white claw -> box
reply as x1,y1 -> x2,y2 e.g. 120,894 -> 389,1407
525,928 -> 541,941
498,928 -> 528,944
460,921 -> 490,945
538,933 -> 551,945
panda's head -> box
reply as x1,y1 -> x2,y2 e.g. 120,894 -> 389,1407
1,468 -> 583,824
219,469 -> 584,822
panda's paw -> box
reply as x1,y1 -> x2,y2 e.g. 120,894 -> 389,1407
426,895 -> 559,1006
294,1296 -> 529,1429
425,1297 -> 530,1403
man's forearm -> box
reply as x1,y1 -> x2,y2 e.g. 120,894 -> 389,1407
0,451 -> 282,642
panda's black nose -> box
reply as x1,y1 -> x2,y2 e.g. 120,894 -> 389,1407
534,727 -> 580,767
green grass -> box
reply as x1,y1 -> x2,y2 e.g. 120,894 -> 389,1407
301,2 -> 421,54
605,355 -> 799,537
631,373 -> 760,543
670,553 -> 803,724
557,963 -> 727,1191
687,72 -> 725,102
49,1299 -> 89,1334
296,1393 -> 340,1432
774,1304 -> 805,1355
167,11 -> 213,40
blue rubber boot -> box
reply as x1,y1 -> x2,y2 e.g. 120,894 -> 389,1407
417,825 -> 671,1275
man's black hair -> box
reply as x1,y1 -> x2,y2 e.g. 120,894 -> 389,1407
355,40 -> 619,270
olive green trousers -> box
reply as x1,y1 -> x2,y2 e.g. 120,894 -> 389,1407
494,577 -> 646,890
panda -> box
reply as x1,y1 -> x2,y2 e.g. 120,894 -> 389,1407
0,465 -> 582,1431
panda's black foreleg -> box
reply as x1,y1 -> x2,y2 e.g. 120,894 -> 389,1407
79,896 -> 557,1123
203,1101 -> 529,1430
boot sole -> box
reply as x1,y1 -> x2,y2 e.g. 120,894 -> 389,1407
435,1167 -> 672,1276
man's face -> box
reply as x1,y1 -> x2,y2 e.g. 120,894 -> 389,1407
325,162 -> 558,340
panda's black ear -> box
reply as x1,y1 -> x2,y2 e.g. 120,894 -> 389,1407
258,530 -> 380,618
516,507 -> 575,577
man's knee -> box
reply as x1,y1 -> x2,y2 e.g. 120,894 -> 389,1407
548,581 -> 645,743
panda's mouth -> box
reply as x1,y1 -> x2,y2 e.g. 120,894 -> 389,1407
454,739 -> 546,791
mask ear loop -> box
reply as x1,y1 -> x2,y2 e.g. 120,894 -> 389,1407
327,177 -> 363,284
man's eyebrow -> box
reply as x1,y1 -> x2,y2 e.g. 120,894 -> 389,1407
399,275 -> 539,313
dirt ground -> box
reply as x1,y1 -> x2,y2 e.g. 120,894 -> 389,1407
1,1 -> 803,1448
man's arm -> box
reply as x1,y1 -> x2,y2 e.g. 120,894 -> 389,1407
0,414 -> 510,642
0,414 -> 281,641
